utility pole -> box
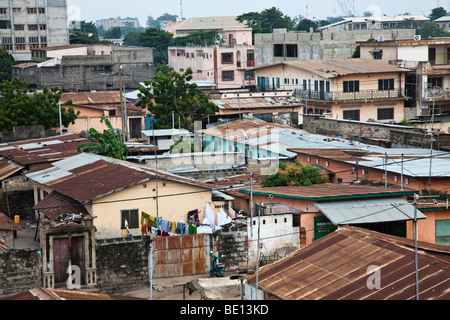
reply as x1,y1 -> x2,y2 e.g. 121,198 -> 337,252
118,57 -> 126,143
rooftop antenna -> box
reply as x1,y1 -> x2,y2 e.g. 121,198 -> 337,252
180,0 -> 183,20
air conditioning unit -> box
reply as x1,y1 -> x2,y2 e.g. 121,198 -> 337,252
414,35 -> 422,41
378,35 -> 384,42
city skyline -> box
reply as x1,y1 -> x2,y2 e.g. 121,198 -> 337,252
67,0 -> 449,27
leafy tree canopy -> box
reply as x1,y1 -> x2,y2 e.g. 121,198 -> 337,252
138,68 -> 216,132
0,48 -> 16,81
237,7 -> 295,33
0,78 -> 79,132
429,7 -> 448,21
76,117 -> 128,160
261,160 -> 328,187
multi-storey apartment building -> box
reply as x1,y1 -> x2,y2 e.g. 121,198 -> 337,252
252,58 -> 408,123
168,19 -> 255,90
0,0 -> 69,62
95,17 -> 139,31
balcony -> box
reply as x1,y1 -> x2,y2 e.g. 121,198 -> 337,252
255,87 -> 406,102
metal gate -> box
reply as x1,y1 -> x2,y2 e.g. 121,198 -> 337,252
152,234 -> 210,278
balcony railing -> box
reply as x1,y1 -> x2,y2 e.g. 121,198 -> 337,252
255,86 -> 406,101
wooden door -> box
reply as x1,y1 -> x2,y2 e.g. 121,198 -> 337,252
53,238 -> 69,284
70,236 -> 86,285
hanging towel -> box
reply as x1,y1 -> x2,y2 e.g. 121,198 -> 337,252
160,219 -> 169,232
148,214 -> 157,228
197,218 -> 213,234
177,222 -> 185,235
204,204 -> 215,232
169,221 -> 177,233
217,209 -> 232,227
156,218 -> 162,230
188,224 -> 197,235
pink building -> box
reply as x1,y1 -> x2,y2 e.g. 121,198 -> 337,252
168,28 -> 255,89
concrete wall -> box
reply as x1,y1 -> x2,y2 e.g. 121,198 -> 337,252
0,125 -> 56,143
95,236 -> 152,292
254,29 -> 416,66
0,249 -> 42,298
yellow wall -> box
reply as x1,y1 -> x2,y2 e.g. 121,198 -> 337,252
92,179 -> 217,239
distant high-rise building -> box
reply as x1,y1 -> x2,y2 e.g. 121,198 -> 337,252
0,0 -> 69,62
96,17 -> 139,31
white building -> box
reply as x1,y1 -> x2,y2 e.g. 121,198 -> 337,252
0,0 -> 69,62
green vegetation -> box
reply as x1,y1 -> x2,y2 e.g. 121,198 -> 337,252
76,117 -> 128,160
261,160 -> 329,187
138,68 -> 216,132
0,79 -> 78,132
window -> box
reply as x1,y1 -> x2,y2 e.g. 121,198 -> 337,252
221,53 -> 233,64
39,24 -> 46,31
343,109 -> 360,121
284,78 -> 289,85
121,209 -> 139,229
371,49 -> 383,60
28,24 -> 38,31
378,107 -> 394,120
38,8 -> 45,14
378,79 -> 395,91
15,37 -> 25,44
0,8 -> 6,14
343,81 -> 359,93
27,8 -> 37,14
286,44 -> 298,57
428,77 -> 443,88
14,25 -> 25,31
274,44 -> 284,57
222,71 -> 234,81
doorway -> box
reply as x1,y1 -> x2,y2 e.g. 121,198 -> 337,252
53,236 -> 86,286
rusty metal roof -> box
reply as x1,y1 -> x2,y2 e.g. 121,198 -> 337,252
246,226 -> 450,300
0,133 -> 91,166
240,183 -> 416,201
26,152 -> 214,203
33,191 -> 89,220
2,286 -> 145,300
0,212 -> 21,231
0,157 -> 24,180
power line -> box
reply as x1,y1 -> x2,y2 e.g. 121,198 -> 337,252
10,148 -> 450,216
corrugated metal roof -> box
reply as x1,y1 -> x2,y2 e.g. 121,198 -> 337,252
0,212 -> 22,231
33,191 -> 89,220
241,183 -> 416,201
0,157 -> 24,180
2,286 -> 145,300
26,153 -> 214,203
0,134 -> 91,166
246,226 -> 450,300
290,148 -> 450,178
314,198 -> 426,225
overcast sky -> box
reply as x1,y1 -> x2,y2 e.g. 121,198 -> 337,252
67,0 -> 448,26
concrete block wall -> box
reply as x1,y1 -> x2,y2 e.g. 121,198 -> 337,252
216,227 -> 248,272
95,236 -> 152,292
0,249 -> 42,298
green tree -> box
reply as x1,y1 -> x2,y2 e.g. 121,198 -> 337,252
429,7 -> 447,21
171,30 -> 220,46
0,48 -> 16,81
237,7 -> 295,34
138,68 -> 216,132
0,78 -> 79,132
138,28 -> 174,67
76,117 -> 128,160
103,27 -> 122,39
261,160 -> 328,187
123,31 -> 141,46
